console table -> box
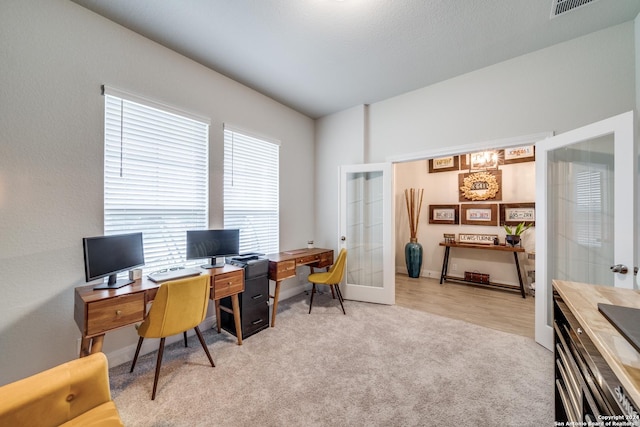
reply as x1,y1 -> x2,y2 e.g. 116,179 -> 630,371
266,248 -> 333,327
74,264 -> 244,357
439,242 -> 527,298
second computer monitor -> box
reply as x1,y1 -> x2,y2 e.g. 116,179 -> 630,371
186,229 -> 240,269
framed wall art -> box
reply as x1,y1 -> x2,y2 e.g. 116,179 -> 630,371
428,156 -> 459,173
460,203 -> 498,226
458,170 -> 502,202
460,150 -> 504,171
428,204 -> 459,224
503,145 -> 535,164
500,202 -> 535,226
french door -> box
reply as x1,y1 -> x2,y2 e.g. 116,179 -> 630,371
535,111 -> 636,350
339,163 -> 394,304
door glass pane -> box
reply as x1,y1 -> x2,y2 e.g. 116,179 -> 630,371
547,134 -> 614,322
346,171 -> 384,288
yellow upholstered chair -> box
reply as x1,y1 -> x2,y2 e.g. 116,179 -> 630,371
308,248 -> 347,315
130,275 -> 215,400
0,352 -> 123,426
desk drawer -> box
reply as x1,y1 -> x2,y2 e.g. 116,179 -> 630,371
269,260 -> 296,281
298,254 -> 320,265
213,271 -> 244,299
317,252 -> 333,268
242,302 -> 269,335
86,293 -> 145,336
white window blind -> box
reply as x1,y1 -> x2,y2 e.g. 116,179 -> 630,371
104,92 -> 209,273
224,128 -> 279,254
575,169 -> 603,248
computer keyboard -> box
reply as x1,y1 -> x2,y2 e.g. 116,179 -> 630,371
147,268 -> 202,283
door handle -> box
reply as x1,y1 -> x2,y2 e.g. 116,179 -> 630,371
610,264 -> 629,274
341,236 -> 346,241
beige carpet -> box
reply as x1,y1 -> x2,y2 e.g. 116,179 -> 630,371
109,292 -> 554,426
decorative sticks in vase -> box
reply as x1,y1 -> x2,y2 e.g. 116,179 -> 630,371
404,188 -> 424,278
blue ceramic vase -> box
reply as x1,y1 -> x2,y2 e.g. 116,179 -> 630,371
405,239 -> 423,278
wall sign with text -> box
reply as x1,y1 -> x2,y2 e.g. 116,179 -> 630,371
500,203 -> 535,226
459,170 -> 502,202
460,203 -> 498,226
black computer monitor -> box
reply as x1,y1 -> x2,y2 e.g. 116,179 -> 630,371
83,232 -> 145,290
186,229 -> 240,269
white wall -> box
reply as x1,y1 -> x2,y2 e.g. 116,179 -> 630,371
316,21 -> 636,280
314,105 -> 367,248
0,0 -> 314,386
637,15 -> 640,114
369,22 -> 636,163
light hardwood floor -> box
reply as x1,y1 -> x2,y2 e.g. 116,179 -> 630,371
395,274 -> 535,339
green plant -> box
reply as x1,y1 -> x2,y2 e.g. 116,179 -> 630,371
503,222 -> 532,236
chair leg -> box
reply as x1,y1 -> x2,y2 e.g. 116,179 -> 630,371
151,337 -> 166,400
309,283 -> 316,314
334,284 -> 346,315
329,284 -> 336,299
183,331 -> 188,347
130,336 -> 144,373
194,326 -> 215,367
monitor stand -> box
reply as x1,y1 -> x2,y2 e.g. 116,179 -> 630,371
93,274 -> 133,290
201,257 -> 226,269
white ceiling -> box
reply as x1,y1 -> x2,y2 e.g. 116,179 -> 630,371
71,0 -> 640,119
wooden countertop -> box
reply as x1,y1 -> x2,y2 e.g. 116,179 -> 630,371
553,280 -> 640,405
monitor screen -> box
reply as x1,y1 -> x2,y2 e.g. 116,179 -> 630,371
186,229 -> 240,269
83,232 -> 145,290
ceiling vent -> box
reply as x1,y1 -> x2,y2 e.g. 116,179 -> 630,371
550,0 -> 600,18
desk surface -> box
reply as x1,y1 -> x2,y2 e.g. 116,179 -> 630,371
265,247 -> 334,263
553,280 -> 640,408
439,241 -> 525,253
75,264 -> 241,302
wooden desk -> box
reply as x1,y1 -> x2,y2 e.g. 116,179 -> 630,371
74,264 -> 245,357
439,242 -> 527,298
266,248 -> 333,327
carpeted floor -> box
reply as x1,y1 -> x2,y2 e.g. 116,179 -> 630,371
109,292 -> 554,426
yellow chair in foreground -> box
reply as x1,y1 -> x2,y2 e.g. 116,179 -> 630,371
0,352 -> 123,426
130,274 -> 215,400
308,248 -> 347,315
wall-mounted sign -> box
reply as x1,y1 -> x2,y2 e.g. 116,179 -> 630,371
503,145 -> 535,164
460,203 -> 498,226
500,203 -> 535,226
459,170 -> 502,201
428,156 -> 459,173
429,204 -> 459,224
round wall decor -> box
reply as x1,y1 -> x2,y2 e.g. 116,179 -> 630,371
459,171 -> 500,201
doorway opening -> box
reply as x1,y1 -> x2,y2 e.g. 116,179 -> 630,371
390,136 -> 547,338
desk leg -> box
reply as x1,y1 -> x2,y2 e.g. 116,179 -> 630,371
79,335 -> 105,358
513,252 -> 526,299
440,247 -> 451,284
214,300 -> 221,333
231,294 -> 242,345
270,280 -> 282,327
79,337 -> 92,358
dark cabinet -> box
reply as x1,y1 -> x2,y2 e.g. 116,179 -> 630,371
220,258 -> 269,339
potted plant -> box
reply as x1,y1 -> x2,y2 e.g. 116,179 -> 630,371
503,222 -> 532,247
